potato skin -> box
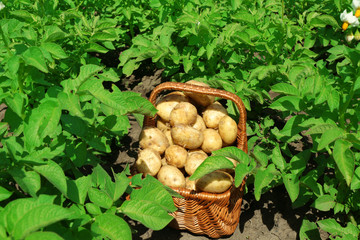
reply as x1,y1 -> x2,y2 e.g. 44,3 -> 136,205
195,170 -> 233,193
185,152 -> 208,176
139,127 -> 170,154
191,115 -> 206,132
171,124 -> 204,149
169,102 -> 198,126
202,102 -> 228,129
218,116 -> 237,145
165,145 -> 188,168
157,165 -> 186,188
135,148 -> 162,176
163,129 -> 174,146
201,129 -> 223,153
156,93 -> 189,122
184,80 -> 215,107
156,118 -> 170,131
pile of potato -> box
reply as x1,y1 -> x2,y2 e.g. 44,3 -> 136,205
135,80 -> 238,193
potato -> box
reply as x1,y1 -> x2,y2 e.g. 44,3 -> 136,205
156,93 -> 189,122
195,170 -> 233,193
161,157 -> 168,166
156,118 -> 170,131
169,102 -> 198,126
171,124 -> 204,149
201,129 -> 223,153
188,149 -> 207,156
202,102 -> 228,128
139,127 -> 169,154
191,115 -> 206,132
135,148 -> 162,176
165,145 -> 188,168
184,80 -> 215,107
163,129 -> 174,146
157,165 -> 186,188
185,151 -> 208,176
218,116 -> 237,145
185,177 -> 196,191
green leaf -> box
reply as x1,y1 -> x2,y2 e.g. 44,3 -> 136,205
86,42 -> 109,53
0,186 -> 13,202
130,175 -> 176,212
75,64 -> 104,90
57,92 -> 84,117
254,165 -> 275,201
317,127 -> 344,150
317,219 -> 343,236
23,46 -> 48,73
112,171 -> 131,202
189,156 -> 234,181
88,188 -> 113,209
271,83 -> 299,96
33,160 -> 67,196
305,123 -> 337,135
85,203 -> 102,215
67,175 -> 92,204
91,32 -> 117,42
299,219 -> 321,240
310,15 -> 339,28
92,214 -> 131,240
234,163 -> 250,187
289,150 -> 310,175
121,199 -> 173,231
12,204 -> 72,239
25,231 -> 64,240
272,144 -> 286,171
327,89 -> 340,112
269,96 -> 303,112
350,167 -> 360,190
24,99 -> 61,151
41,43 -> 68,59
91,164 -> 112,189
43,25 -> 66,42
7,55 -> 20,79
212,146 -> 249,165
312,195 -> 335,211
9,169 -> 41,198
282,173 -> 300,202
333,139 -> 355,186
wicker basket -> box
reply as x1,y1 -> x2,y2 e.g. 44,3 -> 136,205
144,82 -> 248,239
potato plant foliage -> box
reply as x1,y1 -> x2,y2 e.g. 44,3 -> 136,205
0,0 -> 359,239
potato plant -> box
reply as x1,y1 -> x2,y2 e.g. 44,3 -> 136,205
0,0 -> 359,239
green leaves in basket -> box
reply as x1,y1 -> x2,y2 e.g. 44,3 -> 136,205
189,156 -> 234,181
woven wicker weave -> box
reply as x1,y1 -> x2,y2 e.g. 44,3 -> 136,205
144,82 -> 248,238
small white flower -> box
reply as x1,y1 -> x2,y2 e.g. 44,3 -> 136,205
0,1 -> 5,11
340,10 -> 359,30
352,0 -> 360,17
346,32 -> 354,42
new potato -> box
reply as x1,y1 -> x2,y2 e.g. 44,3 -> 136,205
157,165 -> 186,188
201,129 -> 223,153
156,93 -> 189,122
139,127 -> 170,154
171,124 -> 204,149
195,170 -> 233,193
202,102 -> 228,128
169,102 -> 197,126
165,145 -> 188,168
135,148 -> 162,176
185,151 -> 208,176
218,116 -> 237,145
184,80 -> 215,107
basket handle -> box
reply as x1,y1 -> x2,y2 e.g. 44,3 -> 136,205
144,82 -> 248,154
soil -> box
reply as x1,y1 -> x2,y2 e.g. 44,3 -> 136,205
113,68 -> 330,240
